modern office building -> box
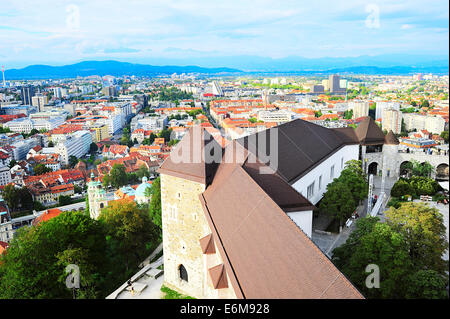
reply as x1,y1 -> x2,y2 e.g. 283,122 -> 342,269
328,75 -> 346,93
20,86 -> 35,105
55,130 -> 92,165
31,94 -> 48,112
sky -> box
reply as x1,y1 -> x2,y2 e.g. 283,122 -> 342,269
0,0 -> 448,69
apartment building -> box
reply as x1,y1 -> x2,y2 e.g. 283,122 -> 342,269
55,130 -> 92,165
348,101 -> 369,119
402,113 -> 446,134
11,138 -> 39,160
382,108 -> 402,134
0,165 -> 12,186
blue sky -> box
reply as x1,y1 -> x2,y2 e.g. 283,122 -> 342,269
1,0 -> 448,68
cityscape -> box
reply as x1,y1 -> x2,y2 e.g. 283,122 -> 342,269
0,0 -> 448,307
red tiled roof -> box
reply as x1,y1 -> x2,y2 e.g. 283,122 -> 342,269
32,208 -> 63,226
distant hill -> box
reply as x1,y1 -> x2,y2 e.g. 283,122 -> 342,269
4,57 -> 449,80
254,65 -> 450,75
5,60 -> 242,79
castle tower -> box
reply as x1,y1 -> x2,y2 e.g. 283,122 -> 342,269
383,130 -> 400,178
158,126 -> 236,298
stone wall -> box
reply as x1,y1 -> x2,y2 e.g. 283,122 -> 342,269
161,173 -> 237,299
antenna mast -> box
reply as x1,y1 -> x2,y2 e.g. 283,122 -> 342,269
1,66 -> 5,87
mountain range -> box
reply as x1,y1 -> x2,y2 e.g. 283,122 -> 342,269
4,54 -> 449,79
5,61 -> 241,80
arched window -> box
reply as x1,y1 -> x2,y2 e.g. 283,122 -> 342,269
179,264 -> 188,282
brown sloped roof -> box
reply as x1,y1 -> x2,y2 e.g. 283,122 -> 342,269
200,163 -> 363,299
158,126 -> 222,185
242,154 -> 315,212
199,234 -> 216,254
208,264 -> 228,289
354,117 -> 385,145
236,118 -> 355,184
384,130 -> 400,145
331,127 -> 360,144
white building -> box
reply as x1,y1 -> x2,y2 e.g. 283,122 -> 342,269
257,110 -> 293,124
375,102 -> 400,120
0,165 -> 12,186
31,94 -> 47,112
382,108 -> 402,134
55,130 -> 92,165
104,114 -> 122,135
3,117 -> 64,134
11,138 -> 39,160
402,113 -> 446,134
348,101 -> 369,119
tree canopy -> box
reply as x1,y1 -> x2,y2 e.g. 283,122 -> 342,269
0,211 -> 108,299
333,202 -> 449,299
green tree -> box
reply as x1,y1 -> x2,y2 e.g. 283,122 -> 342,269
340,160 -> 368,204
1,185 -> 33,212
48,141 -> 54,147
319,180 -> 355,229
136,165 -> 150,180
343,109 -> 353,119
385,202 -> 448,275
159,128 -> 172,142
68,155 -> 78,168
89,143 -> 98,154
390,179 -> 415,198
99,199 -> 159,274
103,164 -> 128,189
332,220 -> 413,298
0,211 -> 108,299
2,184 -> 19,211
406,270 -> 448,299
148,177 -> 162,231
314,110 -> 322,118
58,195 -> 72,206
33,201 -> 46,211
8,159 -> 17,169
440,131 -> 449,143
34,163 -> 52,175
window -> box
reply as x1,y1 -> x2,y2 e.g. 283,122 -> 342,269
307,182 -> 315,199
330,165 -> 335,179
318,175 -> 322,190
341,157 -> 344,169
177,192 -> 181,199
179,264 -> 188,282
169,205 -> 178,220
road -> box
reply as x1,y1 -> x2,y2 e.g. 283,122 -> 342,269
36,201 -> 86,214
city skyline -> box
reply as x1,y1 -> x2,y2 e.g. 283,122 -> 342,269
1,0 -> 449,69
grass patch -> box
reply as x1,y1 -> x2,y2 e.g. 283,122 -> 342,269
160,285 -> 195,299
